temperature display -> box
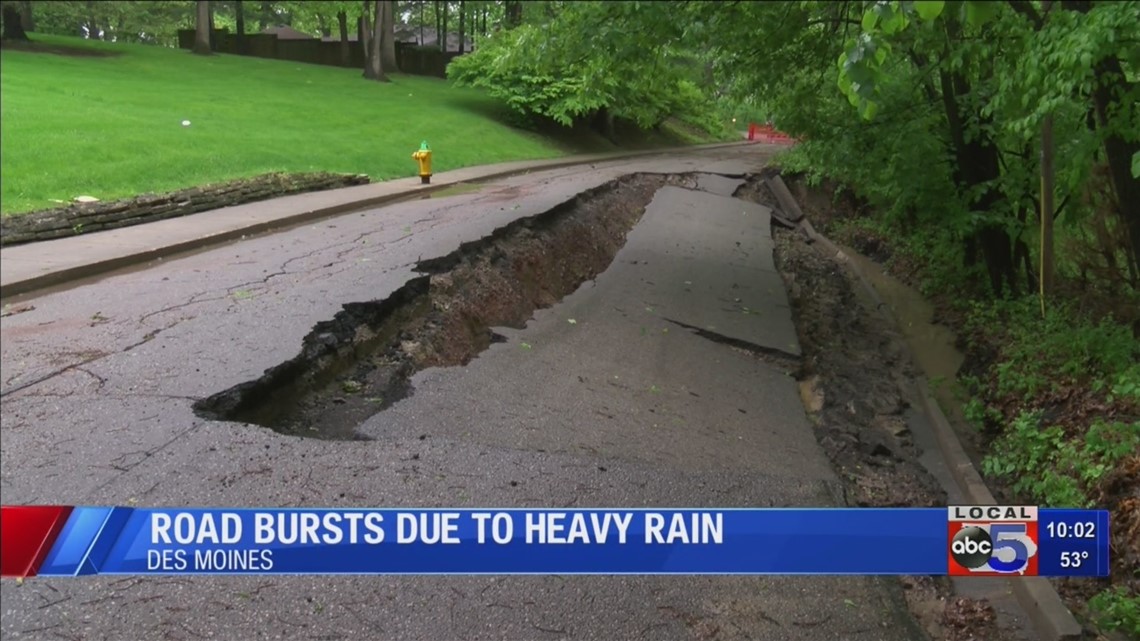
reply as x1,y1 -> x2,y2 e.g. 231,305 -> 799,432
1059,551 -> 1089,568
1038,509 -> 1110,577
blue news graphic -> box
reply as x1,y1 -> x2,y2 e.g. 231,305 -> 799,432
985,523 -> 1034,574
1037,510 -> 1111,578
27,507 -> 1109,577
39,508 -> 947,576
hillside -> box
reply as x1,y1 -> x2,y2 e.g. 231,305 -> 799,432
0,34 -> 706,215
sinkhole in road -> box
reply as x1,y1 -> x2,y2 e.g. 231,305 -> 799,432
193,172 -> 702,440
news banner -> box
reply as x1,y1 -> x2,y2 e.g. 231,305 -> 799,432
0,505 -> 1109,578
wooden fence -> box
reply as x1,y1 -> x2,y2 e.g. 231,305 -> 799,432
177,29 -> 462,78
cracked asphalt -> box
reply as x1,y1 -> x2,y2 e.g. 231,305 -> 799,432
1,146 -> 926,640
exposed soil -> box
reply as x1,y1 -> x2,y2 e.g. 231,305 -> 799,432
768,171 -> 1139,638
736,176 -> 945,509
734,175 -> 1022,641
194,172 -> 701,439
192,169 -> 1061,639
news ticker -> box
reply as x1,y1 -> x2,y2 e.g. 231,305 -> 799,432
0,505 -> 1108,578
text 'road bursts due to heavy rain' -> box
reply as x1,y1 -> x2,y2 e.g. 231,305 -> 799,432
150,511 -> 725,546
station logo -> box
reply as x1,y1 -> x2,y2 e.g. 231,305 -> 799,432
947,506 -> 1038,576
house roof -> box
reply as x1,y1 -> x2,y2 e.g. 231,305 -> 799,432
397,27 -> 474,51
261,25 -> 315,40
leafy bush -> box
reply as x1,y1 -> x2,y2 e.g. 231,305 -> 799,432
983,412 -> 1139,507
1088,587 -> 1140,637
447,3 -> 723,137
963,297 -> 1140,399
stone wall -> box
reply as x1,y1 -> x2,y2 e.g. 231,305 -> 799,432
0,172 -> 370,246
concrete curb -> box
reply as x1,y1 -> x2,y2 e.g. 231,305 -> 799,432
766,176 -> 1083,641
0,139 -> 757,300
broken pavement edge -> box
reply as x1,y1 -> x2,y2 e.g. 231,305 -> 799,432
766,174 -> 1084,641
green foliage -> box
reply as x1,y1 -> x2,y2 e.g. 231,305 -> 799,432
964,297 -> 1140,399
963,397 -> 1001,430
982,412 -> 1139,507
30,0 -> 193,46
1088,587 -> 1140,637
448,1 -> 723,135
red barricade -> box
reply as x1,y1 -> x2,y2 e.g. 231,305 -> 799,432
747,123 -> 796,145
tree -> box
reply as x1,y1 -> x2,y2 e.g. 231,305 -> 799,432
337,9 -> 350,64
434,0 -> 441,49
235,0 -> 245,54
448,1 -> 717,141
19,0 -> 32,31
504,0 -> 521,28
192,0 -> 211,54
361,0 -> 389,81
457,0 -> 464,53
440,0 -> 447,51
380,0 -> 397,72
827,0 -> 1140,296
1,4 -> 29,40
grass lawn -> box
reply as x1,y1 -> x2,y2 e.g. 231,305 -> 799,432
0,34 -> 631,215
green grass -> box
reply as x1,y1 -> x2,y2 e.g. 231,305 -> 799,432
0,34 -> 594,215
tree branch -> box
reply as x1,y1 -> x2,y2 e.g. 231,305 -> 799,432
1006,0 -> 1043,29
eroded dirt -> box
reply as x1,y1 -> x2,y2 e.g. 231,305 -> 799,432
194,172 -> 701,439
734,175 -> 1022,641
767,172 -> 1138,636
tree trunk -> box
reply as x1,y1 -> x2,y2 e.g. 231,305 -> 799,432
235,0 -> 245,54
192,1 -> 212,55
939,68 -> 1016,297
18,0 -> 32,32
434,1 -> 441,50
441,1 -> 448,52
361,2 -> 373,72
86,0 -> 99,39
380,0 -> 398,73
2,5 -> 30,40
338,11 -> 350,66
363,1 -> 389,81
594,108 -> 617,143
1040,112 -> 1055,307
419,1 -> 424,44
458,0 -> 465,53
207,0 -> 216,50
1091,57 -> 1140,273
1062,0 -> 1140,276
505,0 -> 522,28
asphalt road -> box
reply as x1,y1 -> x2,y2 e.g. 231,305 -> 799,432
1,146 -> 925,640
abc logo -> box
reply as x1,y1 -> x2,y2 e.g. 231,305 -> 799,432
951,527 -> 993,569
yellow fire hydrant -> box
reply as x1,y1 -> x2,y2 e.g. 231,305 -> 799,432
412,141 -> 432,184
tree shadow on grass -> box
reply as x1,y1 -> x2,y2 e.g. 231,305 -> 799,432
0,38 -> 121,57
440,92 -> 713,154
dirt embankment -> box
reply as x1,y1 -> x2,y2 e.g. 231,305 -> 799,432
761,172 -> 1137,639
735,174 -> 1025,641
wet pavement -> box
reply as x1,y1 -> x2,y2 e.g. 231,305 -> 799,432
2,146 -> 926,640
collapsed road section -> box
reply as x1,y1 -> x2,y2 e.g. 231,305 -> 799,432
194,173 -> 708,440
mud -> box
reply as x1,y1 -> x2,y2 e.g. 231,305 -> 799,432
194,172 -> 699,439
735,176 -> 944,509
734,175 -> 1022,641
